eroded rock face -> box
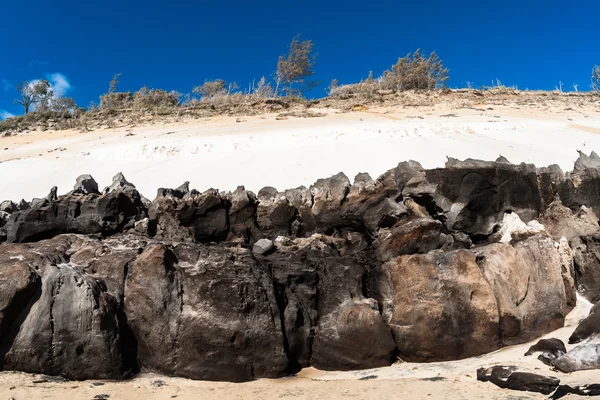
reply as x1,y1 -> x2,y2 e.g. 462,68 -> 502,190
2,155 -> 600,382
124,243 -> 290,382
0,187 -> 146,244
0,237 -> 126,379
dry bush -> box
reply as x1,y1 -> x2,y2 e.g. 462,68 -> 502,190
133,87 -> 181,111
99,91 -> 133,110
380,49 -> 448,91
328,50 -> 448,100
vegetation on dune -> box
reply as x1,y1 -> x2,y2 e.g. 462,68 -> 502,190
1,35 -> 600,135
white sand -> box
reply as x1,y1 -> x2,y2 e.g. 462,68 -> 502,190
2,103 -> 600,202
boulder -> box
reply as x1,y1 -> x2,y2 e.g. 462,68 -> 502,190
104,172 -> 136,193
260,235 -> 396,371
374,249 -> 500,361
252,238 -> 274,255
475,236 -> 574,345
124,243 -> 290,382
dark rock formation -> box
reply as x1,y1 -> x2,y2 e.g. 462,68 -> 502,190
2,154 -> 600,382
0,186 -> 146,243
477,366 -> 560,395
74,174 -> 100,195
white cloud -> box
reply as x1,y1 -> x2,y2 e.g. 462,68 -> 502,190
47,73 -> 71,97
1,79 -> 11,92
0,110 -> 15,120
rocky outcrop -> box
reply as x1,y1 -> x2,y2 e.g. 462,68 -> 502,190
2,154 -> 600,382
0,174 -> 146,243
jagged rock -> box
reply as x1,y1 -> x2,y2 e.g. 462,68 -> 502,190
227,186 -> 260,242
570,302 -> 600,344
541,200 -> 600,241
124,243 -> 290,382
426,160 -> 542,236
0,200 -> 18,213
47,186 -> 58,202
74,174 -> 100,195
148,188 -> 228,243
256,187 -> 298,238
156,181 -> 189,199
496,155 -> 511,164
252,238 -> 274,255
18,199 -> 30,211
104,172 -> 135,194
574,150 -> 600,173
554,338 -> 600,373
1,186 -> 147,243
477,366 -> 560,395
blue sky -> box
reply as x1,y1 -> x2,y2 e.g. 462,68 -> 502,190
1,0 -> 599,119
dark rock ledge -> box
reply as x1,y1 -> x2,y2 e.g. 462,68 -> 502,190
1,152 -> 600,382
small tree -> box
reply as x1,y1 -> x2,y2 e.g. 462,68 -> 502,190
592,66 -> 600,91
14,79 -> 52,114
381,49 -> 449,92
274,35 -> 317,96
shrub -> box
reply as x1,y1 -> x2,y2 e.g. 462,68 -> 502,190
133,87 -> 181,110
193,79 -> 228,98
380,49 -> 448,91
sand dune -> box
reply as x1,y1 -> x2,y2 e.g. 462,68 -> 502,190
2,102 -> 600,202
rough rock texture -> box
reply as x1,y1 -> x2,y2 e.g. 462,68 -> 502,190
2,155 -> 600,381
0,237 -> 126,379
374,249 -> 500,361
0,186 -> 146,244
